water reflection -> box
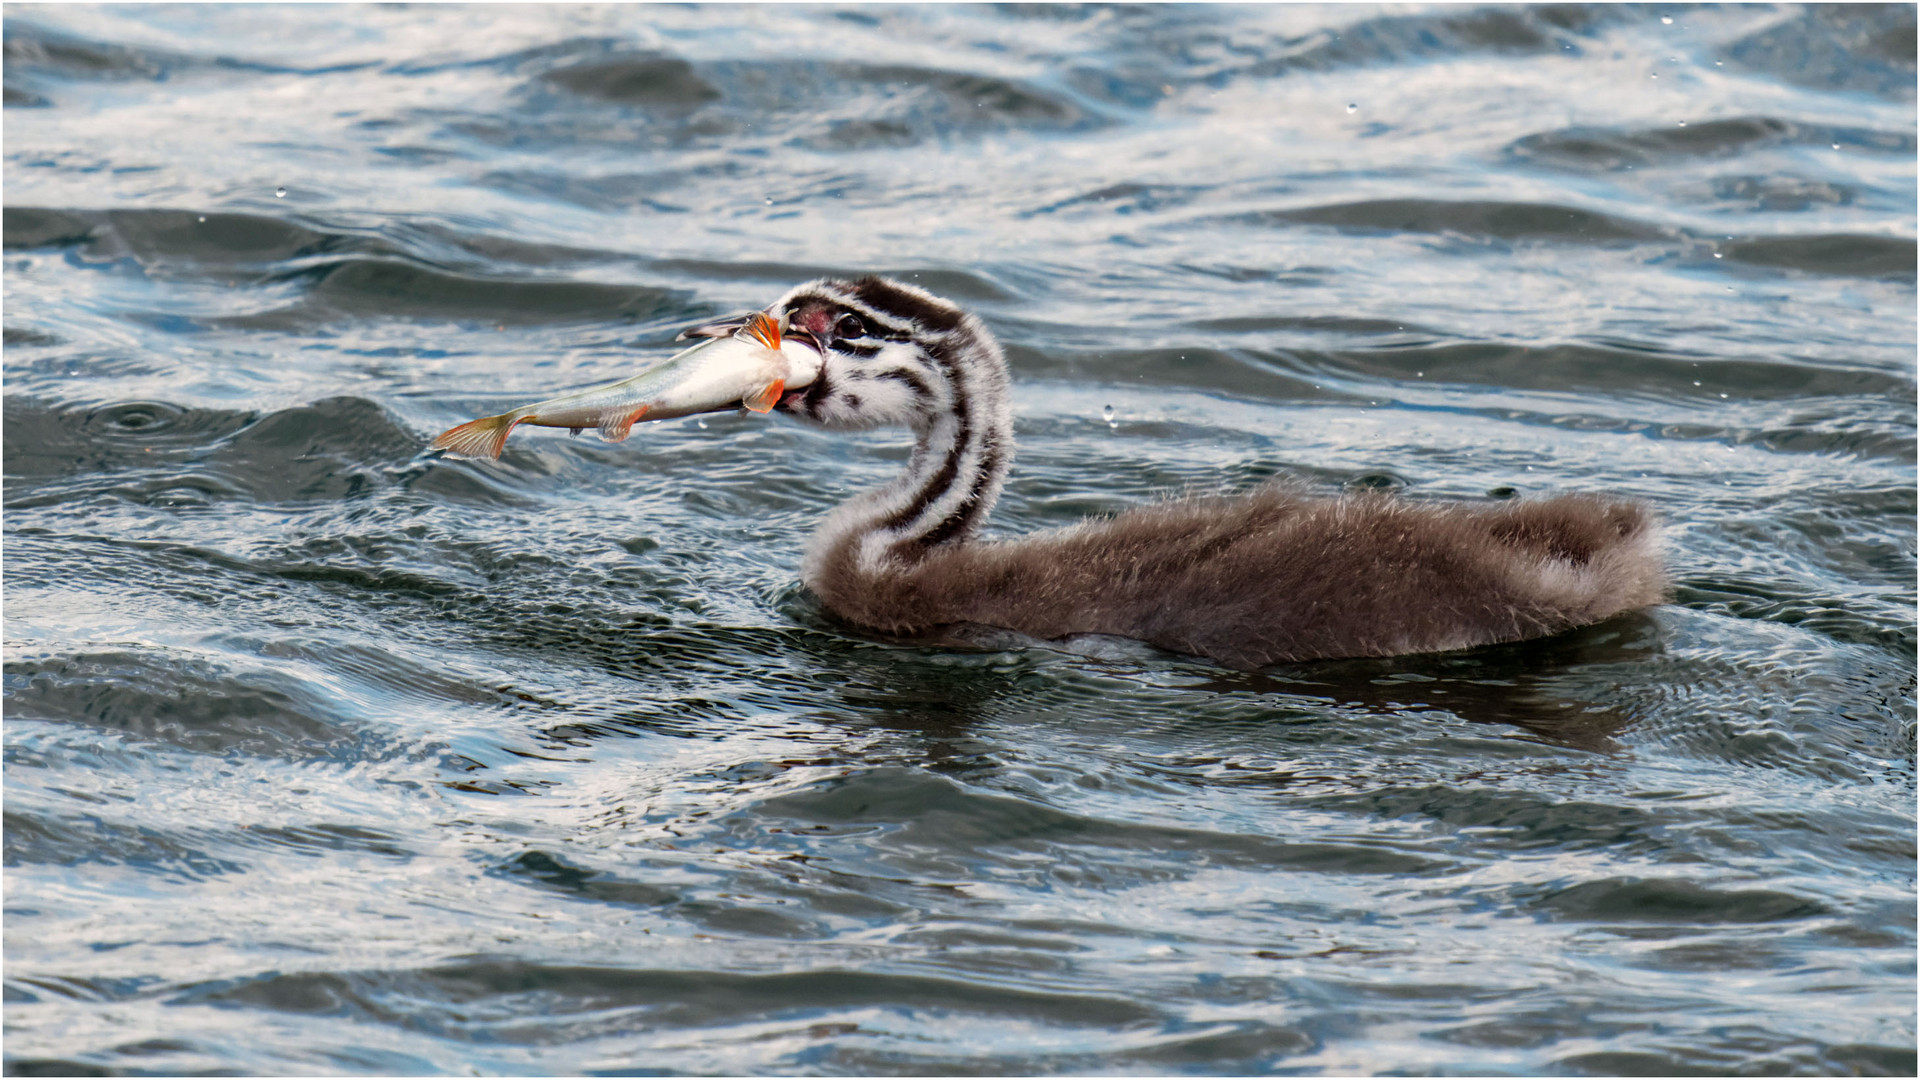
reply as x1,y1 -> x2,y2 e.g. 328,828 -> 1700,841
1199,613 -> 1665,752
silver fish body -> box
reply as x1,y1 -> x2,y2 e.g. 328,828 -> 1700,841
433,314 -> 819,459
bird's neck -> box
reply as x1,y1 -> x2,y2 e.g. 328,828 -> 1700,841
803,327 -> 1014,586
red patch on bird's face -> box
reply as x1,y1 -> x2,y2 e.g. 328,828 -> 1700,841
790,302 -> 837,340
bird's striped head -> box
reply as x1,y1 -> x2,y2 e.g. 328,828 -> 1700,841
775,276 -> 992,432
683,276 -> 996,433
682,276 -> 1013,559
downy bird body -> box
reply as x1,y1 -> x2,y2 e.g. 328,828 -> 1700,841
433,277 -> 1668,668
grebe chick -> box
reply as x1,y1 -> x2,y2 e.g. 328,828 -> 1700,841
724,277 -> 1667,669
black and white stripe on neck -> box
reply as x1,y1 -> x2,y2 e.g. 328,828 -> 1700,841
880,323 -> 1008,545
777,277 -> 1014,571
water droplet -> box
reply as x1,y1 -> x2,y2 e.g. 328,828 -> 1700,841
1726,286 -> 1735,293
1831,143 -> 1841,150
1649,72 -> 1658,79
1715,60 -> 1723,66
1661,15 -> 1673,23
1692,381 -> 1701,387
274,187 -> 286,198
1102,404 -> 1116,426
764,197 -> 774,205
697,417 -> 709,429
1718,393 -> 1727,399
1345,103 -> 1358,114
1677,120 -> 1687,127
1713,252 -> 1723,259
196,215 -> 207,223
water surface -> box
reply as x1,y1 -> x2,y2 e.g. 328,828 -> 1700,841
4,4 -> 1915,1074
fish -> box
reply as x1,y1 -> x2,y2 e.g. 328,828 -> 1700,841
431,311 -> 820,460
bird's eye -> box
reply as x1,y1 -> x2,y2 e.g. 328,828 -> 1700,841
835,312 -> 867,340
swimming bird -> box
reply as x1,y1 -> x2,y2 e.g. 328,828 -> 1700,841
446,276 -> 1668,669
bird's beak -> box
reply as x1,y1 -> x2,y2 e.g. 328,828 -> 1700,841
676,313 -> 756,342
678,309 -> 824,356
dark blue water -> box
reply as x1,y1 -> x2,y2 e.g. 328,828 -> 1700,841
5,4 -> 1914,1074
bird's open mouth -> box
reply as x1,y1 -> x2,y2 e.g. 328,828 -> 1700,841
783,326 -> 826,356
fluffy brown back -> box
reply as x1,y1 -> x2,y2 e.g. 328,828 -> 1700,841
806,487 -> 1667,669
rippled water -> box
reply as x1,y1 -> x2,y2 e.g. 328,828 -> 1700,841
5,4 -> 1915,1074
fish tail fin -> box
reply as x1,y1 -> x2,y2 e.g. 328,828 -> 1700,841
432,412 -> 522,459
743,310 -> 783,350
598,405 -> 648,443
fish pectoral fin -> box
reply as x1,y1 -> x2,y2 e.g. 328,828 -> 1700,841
432,413 -> 522,460
598,405 -> 649,443
741,378 -> 785,414
742,311 -> 783,350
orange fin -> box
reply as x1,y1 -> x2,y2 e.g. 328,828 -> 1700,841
741,378 -> 784,414
432,413 -> 521,460
742,310 -> 783,350
598,405 -> 648,443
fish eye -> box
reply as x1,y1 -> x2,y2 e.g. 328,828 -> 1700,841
835,312 -> 867,340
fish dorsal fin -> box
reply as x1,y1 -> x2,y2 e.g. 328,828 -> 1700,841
599,405 -> 648,443
742,311 -> 783,350
742,378 -> 785,414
